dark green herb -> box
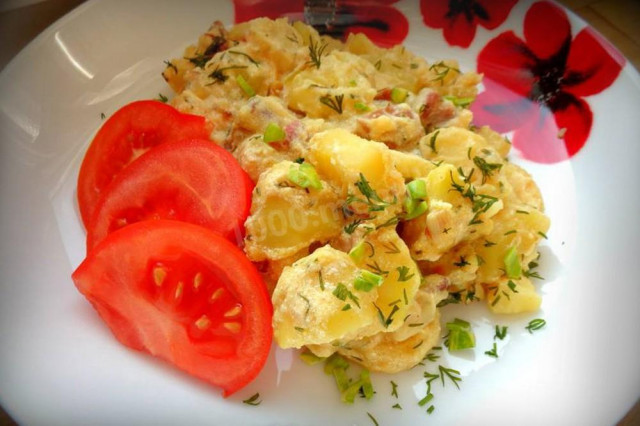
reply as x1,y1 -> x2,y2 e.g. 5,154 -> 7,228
525,318 -> 546,333
332,283 -> 360,308
242,393 -> 261,406
484,342 -> 499,358
319,93 -> 344,114
396,266 -> 415,282
228,50 -> 260,66
308,37 -> 328,69
208,65 -> 247,83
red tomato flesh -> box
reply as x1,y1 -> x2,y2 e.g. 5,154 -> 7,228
72,220 -> 273,396
86,139 -> 253,250
77,100 -> 211,227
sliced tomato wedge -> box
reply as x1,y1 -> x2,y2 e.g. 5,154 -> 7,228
72,220 -> 273,396
86,139 -> 253,250
77,100 -> 211,227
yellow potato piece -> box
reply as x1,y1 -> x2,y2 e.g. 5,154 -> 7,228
308,128 -> 405,222
350,229 -> 422,332
389,149 -> 435,180
486,276 -> 541,314
244,161 -> 343,261
272,245 -> 379,348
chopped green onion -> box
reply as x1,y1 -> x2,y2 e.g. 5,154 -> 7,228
324,353 -> 349,375
445,318 -> 475,351
288,162 -> 322,190
404,199 -> 428,220
263,122 -> 286,143
504,246 -> 522,279
390,87 -> 408,103
406,179 -> 427,200
354,101 -> 370,112
360,370 -> 374,400
236,74 -> 255,97
341,380 -> 361,403
300,351 -> 325,365
348,241 -> 366,263
354,270 -> 384,292
443,95 -> 474,108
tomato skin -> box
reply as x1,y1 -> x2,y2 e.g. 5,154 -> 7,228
77,100 -> 211,227
72,220 -> 273,396
86,139 -> 253,250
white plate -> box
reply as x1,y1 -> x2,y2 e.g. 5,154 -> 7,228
1,1 -> 639,425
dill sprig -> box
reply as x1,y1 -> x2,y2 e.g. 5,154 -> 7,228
429,61 -> 460,83
242,392 -> 262,406
396,266 -> 415,282
525,318 -> 546,333
319,93 -> 344,114
484,343 -> 499,358
208,65 -> 248,83
373,302 -> 400,328
473,156 -> 503,183
438,365 -> 462,389
228,50 -> 260,66
188,36 -> 226,68
494,325 -> 508,340
308,37 -> 328,69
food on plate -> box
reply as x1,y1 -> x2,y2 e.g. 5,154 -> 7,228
72,220 -> 272,396
86,138 -> 253,249
161,17 -> 550,374
77,100 -> 211,227
73,15 -> 550,400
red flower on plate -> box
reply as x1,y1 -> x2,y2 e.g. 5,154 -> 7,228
471,1 -> 625,163
420,0 -> 517,47
233,0 -> 408,47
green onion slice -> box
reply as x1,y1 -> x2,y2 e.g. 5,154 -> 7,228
446,318 -> 475,351
263,122 -> 286,143
390,87 -> 408,104
404,199 -> 428,220
236,74 -> 255,97
354,270 -> 384,292
504,246 -> 522,279
406,179 -> 427,200
348,241 -> 366,263
288,162 -> 322,190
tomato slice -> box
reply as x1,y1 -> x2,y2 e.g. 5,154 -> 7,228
86,139 -> 253,250
72,220 -> 273,396
77,100 -> 211,227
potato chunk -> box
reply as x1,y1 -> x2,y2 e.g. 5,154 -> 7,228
350,229 -> 422,332
244,161 -> 343,261
485,276 -> 541,314
272,245 -> 379,348
308,128 -> 405,224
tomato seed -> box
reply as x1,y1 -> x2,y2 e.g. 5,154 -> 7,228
209,288 -> 223,302
193,272 -> 203,289
224,322 -> 241,333
195,315 -> 211,330
153,267 -> 167,286
175,281 -> 184,299
223,305 -> 242,318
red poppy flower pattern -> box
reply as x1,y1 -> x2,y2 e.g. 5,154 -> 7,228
470,1 -> 625,163
233,0 -> 408,47
420,0 -> 518,48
